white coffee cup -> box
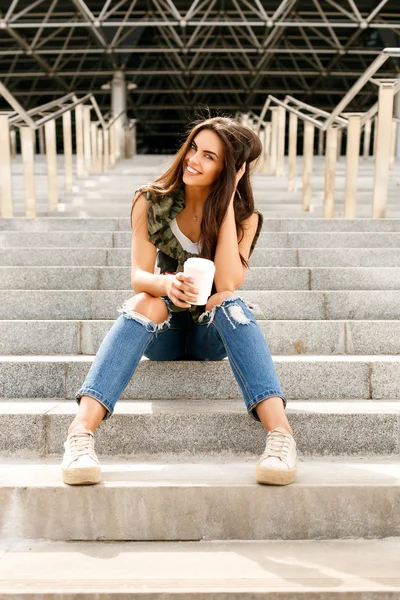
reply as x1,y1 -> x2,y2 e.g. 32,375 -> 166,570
183,257 -> 216,305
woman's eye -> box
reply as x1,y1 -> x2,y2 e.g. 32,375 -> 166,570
190,144 -> 212,160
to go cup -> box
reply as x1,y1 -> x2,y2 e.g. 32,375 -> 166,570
183,258 -> 216,305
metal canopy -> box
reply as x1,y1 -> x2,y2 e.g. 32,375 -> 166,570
0,0 -> 398,151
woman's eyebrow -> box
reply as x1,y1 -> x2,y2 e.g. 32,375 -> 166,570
192,141 -> 219,158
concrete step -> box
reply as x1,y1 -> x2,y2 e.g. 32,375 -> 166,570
15,211 -> 400,221
3,230 -> 400,248
41,200 -> 400,213
11,196 -> 400,213
0,538 -> 399,597
5,206 -> 318,219
11,204 -> 400,218
1,247 -> 400,268
1,290 -> 399,320
2,216 -> 400,232
1,265 -> 400,291
1,319 -> 399,356
0,355 -> 398,400
1,400 -> 399,459
0,457 -> 399,540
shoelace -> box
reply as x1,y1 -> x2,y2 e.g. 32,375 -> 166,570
260,429 -> 291,461
69,430 -> 97,462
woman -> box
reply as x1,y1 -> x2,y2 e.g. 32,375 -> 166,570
62,116 -> 298,487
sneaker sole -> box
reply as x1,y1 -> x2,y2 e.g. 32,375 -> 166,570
255,458 -> 298,486
62,465 -> 101,486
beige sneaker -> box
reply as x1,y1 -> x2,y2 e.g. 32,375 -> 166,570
61,427 -> 101,485
255,426 -> 298,486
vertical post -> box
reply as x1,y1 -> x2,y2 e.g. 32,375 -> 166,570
262,122 -> 271,174
75,104 -> 85,177
344,115 -> 361,218
83,105 -> 92,173
10,130 -> 16,158
132,122 -> 136,156
395,81 -> 400,157
393,81 -> 400,157
103,128 -> 110,172
116,118 -> 123,160
124,128 -> 130,159
276,105 -> 286,176
257,126 -> 265,173
372,82 -> 395,218
62,110 -> 73,192
97,128 -> 103,173
44,118 -> 58,212
90,123 -> 98,173
288,112 -> 298,192
257,123 -> 266,173
20,126 -> 36,218
336,129 -> 342,159
110,123 -> 116,168
362,119 -> 371,159
389,119 -> 397,170
373,116 -> 378,156
302,121 -> 314,212
0,116 -> 13,217
323,126 -> 338,219
38,127 -> 45,155
269,107 -> 278,174
318,128 -> 324,156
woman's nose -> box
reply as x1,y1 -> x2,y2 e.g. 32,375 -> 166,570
189,152 -> 201,165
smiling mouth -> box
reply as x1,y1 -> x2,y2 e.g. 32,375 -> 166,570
186,164 -> 202,175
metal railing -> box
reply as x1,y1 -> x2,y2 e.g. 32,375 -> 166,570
241,48 -> 400,219
0,83 -> 137,218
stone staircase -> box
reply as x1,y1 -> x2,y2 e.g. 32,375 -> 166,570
0,155 -> 399,597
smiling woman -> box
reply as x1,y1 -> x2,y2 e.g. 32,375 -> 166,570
65,115 -> 298,491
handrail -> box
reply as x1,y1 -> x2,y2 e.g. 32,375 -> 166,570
323,47 -> 400,130
255,48 -> 400,135
0,81 -> 36,128
35,93 -> 92,127
90,95 -> 105,129
265,95 -> 348,130
106,110 -> 125,129
284,96 -> 348,127
9,92 -> 76,125
0,82 -> 108,131
360,80 -> 400,126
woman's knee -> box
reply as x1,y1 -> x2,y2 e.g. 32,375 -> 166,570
206,291 -> 236,312
124,292 -> 169,324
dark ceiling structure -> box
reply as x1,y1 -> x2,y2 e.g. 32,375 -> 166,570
0,0 -> 399,152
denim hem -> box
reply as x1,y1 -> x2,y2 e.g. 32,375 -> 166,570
75,388 -> 113,421
248,392 -> 288,423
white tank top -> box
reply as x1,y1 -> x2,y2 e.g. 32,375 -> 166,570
170,217 -> 201,254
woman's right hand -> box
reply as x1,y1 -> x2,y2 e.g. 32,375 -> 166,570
164,273 -> 199,308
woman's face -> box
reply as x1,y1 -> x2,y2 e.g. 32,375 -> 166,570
182,129 -> 225,188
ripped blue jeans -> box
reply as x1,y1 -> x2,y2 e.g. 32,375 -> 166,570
75,295 -> 287,423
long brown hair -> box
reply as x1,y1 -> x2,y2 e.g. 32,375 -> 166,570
133,116 -> 262,268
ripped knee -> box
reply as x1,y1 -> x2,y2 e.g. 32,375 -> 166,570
117,293 -> 171,332
200,293 -> 255,329
205,291 -> 236,312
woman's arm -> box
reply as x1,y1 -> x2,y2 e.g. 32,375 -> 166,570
130,192 -> 169,296
213,163 -> 259,292
213,203 -> 259,292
